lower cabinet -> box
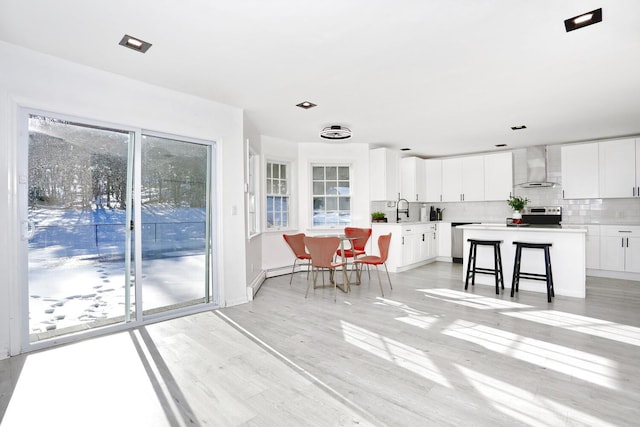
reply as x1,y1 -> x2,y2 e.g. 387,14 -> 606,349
599,226 -> 640,273
372,223 -> 437,272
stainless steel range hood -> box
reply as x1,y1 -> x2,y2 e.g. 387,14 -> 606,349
517,146 -> 556,188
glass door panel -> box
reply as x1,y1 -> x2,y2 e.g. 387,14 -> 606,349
27,115 -> 134,341
140,135 -> 212,315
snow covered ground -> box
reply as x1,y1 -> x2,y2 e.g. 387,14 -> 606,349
28,206 -> 210,340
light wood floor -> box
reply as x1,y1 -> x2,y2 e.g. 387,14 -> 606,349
1,262 -> 639,426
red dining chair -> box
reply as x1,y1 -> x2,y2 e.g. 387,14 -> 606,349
336,227 -> 372,260
304,236 -> 348,301
354,233 -> 393,297
283,233 -> 311,285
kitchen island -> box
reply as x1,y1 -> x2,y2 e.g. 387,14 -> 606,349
458,224 -> 587,298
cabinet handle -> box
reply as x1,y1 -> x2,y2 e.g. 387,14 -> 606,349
422,234 -> 425,241
563,190 -> 565,199
440,194 -> 442,202
402,237 -> 404,245
618,230 -> 632,233
627,237 -> 630,248
622,238 -> 624,248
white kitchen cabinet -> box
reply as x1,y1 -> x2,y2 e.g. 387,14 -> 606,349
436,222 -> 452,258
400,157 -> 426,202
424,159 -> 442,202
442,156 -> 484,202
370,148 -> 399,201
599,138 -> 639,198
600,226 -> 640,273
586,225 -> 600,270
371,223 -> 436,272
484,152 -> 513,201
561,142 -> 599,199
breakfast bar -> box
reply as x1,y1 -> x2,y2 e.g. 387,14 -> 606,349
458,224 -> 587,298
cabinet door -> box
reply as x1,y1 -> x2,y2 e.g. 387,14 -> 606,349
561,143 -> 599,199
402,233 -> 420,265
442,158 -> 463,202
461,156 -> 484,201
626,236 -> 640,273
370,148 -> 399,201
400,157 -> 426,202
636,140 -> 640,195
426,231 -> 437,259
585,226 -> 600,270
600,236 -> 626,271
484,152 -> 513,201
425,159 -> 442,202
437,222 -> 452,257
599,139 -> 636,198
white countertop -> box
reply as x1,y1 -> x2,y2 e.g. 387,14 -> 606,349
458,223 -> 587,233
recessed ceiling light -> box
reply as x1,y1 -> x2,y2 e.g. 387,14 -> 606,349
564,8 -> 602,32
119,34 -> 152,53
400,148 -> 411,151
319,125 -> 351,140
511,125 -> 527,130
495,144 -> 508,147
296,101 -> 317,109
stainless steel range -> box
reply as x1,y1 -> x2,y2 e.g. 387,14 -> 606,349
521,206 -> 562,228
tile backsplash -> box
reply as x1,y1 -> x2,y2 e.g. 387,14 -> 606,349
371,144 -> 640,225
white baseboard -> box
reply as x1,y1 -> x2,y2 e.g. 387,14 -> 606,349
587,269 -> 640,282
247,270 -> 267,300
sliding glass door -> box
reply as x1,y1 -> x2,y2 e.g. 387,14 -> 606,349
139,134 -> 213,315
24,112 -> 215,344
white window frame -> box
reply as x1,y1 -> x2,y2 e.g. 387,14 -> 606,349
311,163 -> 352,228
247,147 -> 259,237
265,160 -> 291,231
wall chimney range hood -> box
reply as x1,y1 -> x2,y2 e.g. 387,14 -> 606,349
517,146 -> 556,188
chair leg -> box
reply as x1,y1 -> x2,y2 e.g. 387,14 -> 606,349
290,258 -> 298,286
383,263 -> 392,290
305,267 -> 316,298
375,265 -> 384,297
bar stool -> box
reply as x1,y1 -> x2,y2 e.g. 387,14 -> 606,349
465,239 -> 504,295
511,241 -> 554,302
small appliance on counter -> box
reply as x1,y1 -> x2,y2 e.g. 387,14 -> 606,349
420,205 -> 428,222
436,208 -> 444,221
506,206 -> 562,228
429,206 -> 436,221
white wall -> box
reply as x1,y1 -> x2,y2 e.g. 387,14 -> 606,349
0,41 -> 247,358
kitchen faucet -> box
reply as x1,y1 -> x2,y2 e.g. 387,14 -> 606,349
396,198 -> 410,222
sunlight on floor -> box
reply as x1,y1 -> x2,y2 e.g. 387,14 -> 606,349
456,365 -> 618,427
1,332 -> 173,427
443,320 -> 619,389
340,320 -> 452,388
502,310 -> 640,347
417,288 -> 534,310
375,297 -> 443,329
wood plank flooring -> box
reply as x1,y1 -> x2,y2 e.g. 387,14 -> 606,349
1,262 -> 639,426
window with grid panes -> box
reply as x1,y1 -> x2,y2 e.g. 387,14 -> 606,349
266,161 -> 289,229
312,165 -> 351,227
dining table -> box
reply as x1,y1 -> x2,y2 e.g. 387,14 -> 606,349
312,234 -> 359,293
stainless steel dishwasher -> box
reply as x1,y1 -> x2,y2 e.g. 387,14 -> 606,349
451,222 -> 478,263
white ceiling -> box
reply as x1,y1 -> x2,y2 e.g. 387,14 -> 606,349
1,0 -> 639,157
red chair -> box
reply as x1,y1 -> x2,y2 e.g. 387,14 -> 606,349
336,227 -> 372,260
283,233 -> 311,285
354,233 -> 393,297
304,236 -> 348,301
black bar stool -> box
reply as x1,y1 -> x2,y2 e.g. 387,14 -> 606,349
511,241 -> 555,302
465,239 -> 504,294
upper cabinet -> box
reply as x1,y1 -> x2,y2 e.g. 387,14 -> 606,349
370,148 -> 399,201
599,138 -> 639,198
424,159 -> 442,202
442,156 -> 484,202
400,157 -> 426,202
562,138 -> 640,199
484,152 -> 513,201
561,142 -> 599,199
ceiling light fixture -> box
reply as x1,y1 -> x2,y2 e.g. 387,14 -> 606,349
319,125 -> 351,140
495,144 -> 508,147
119,34 -> 152,53
511,125 -> 527,130
400,148 -> 411,151
296,101 -> 317,109
564,8 -> 602,32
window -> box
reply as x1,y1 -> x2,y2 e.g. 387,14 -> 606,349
266,161 -> 289,229
247,148 -> 258,236
312,165 -> 351,227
